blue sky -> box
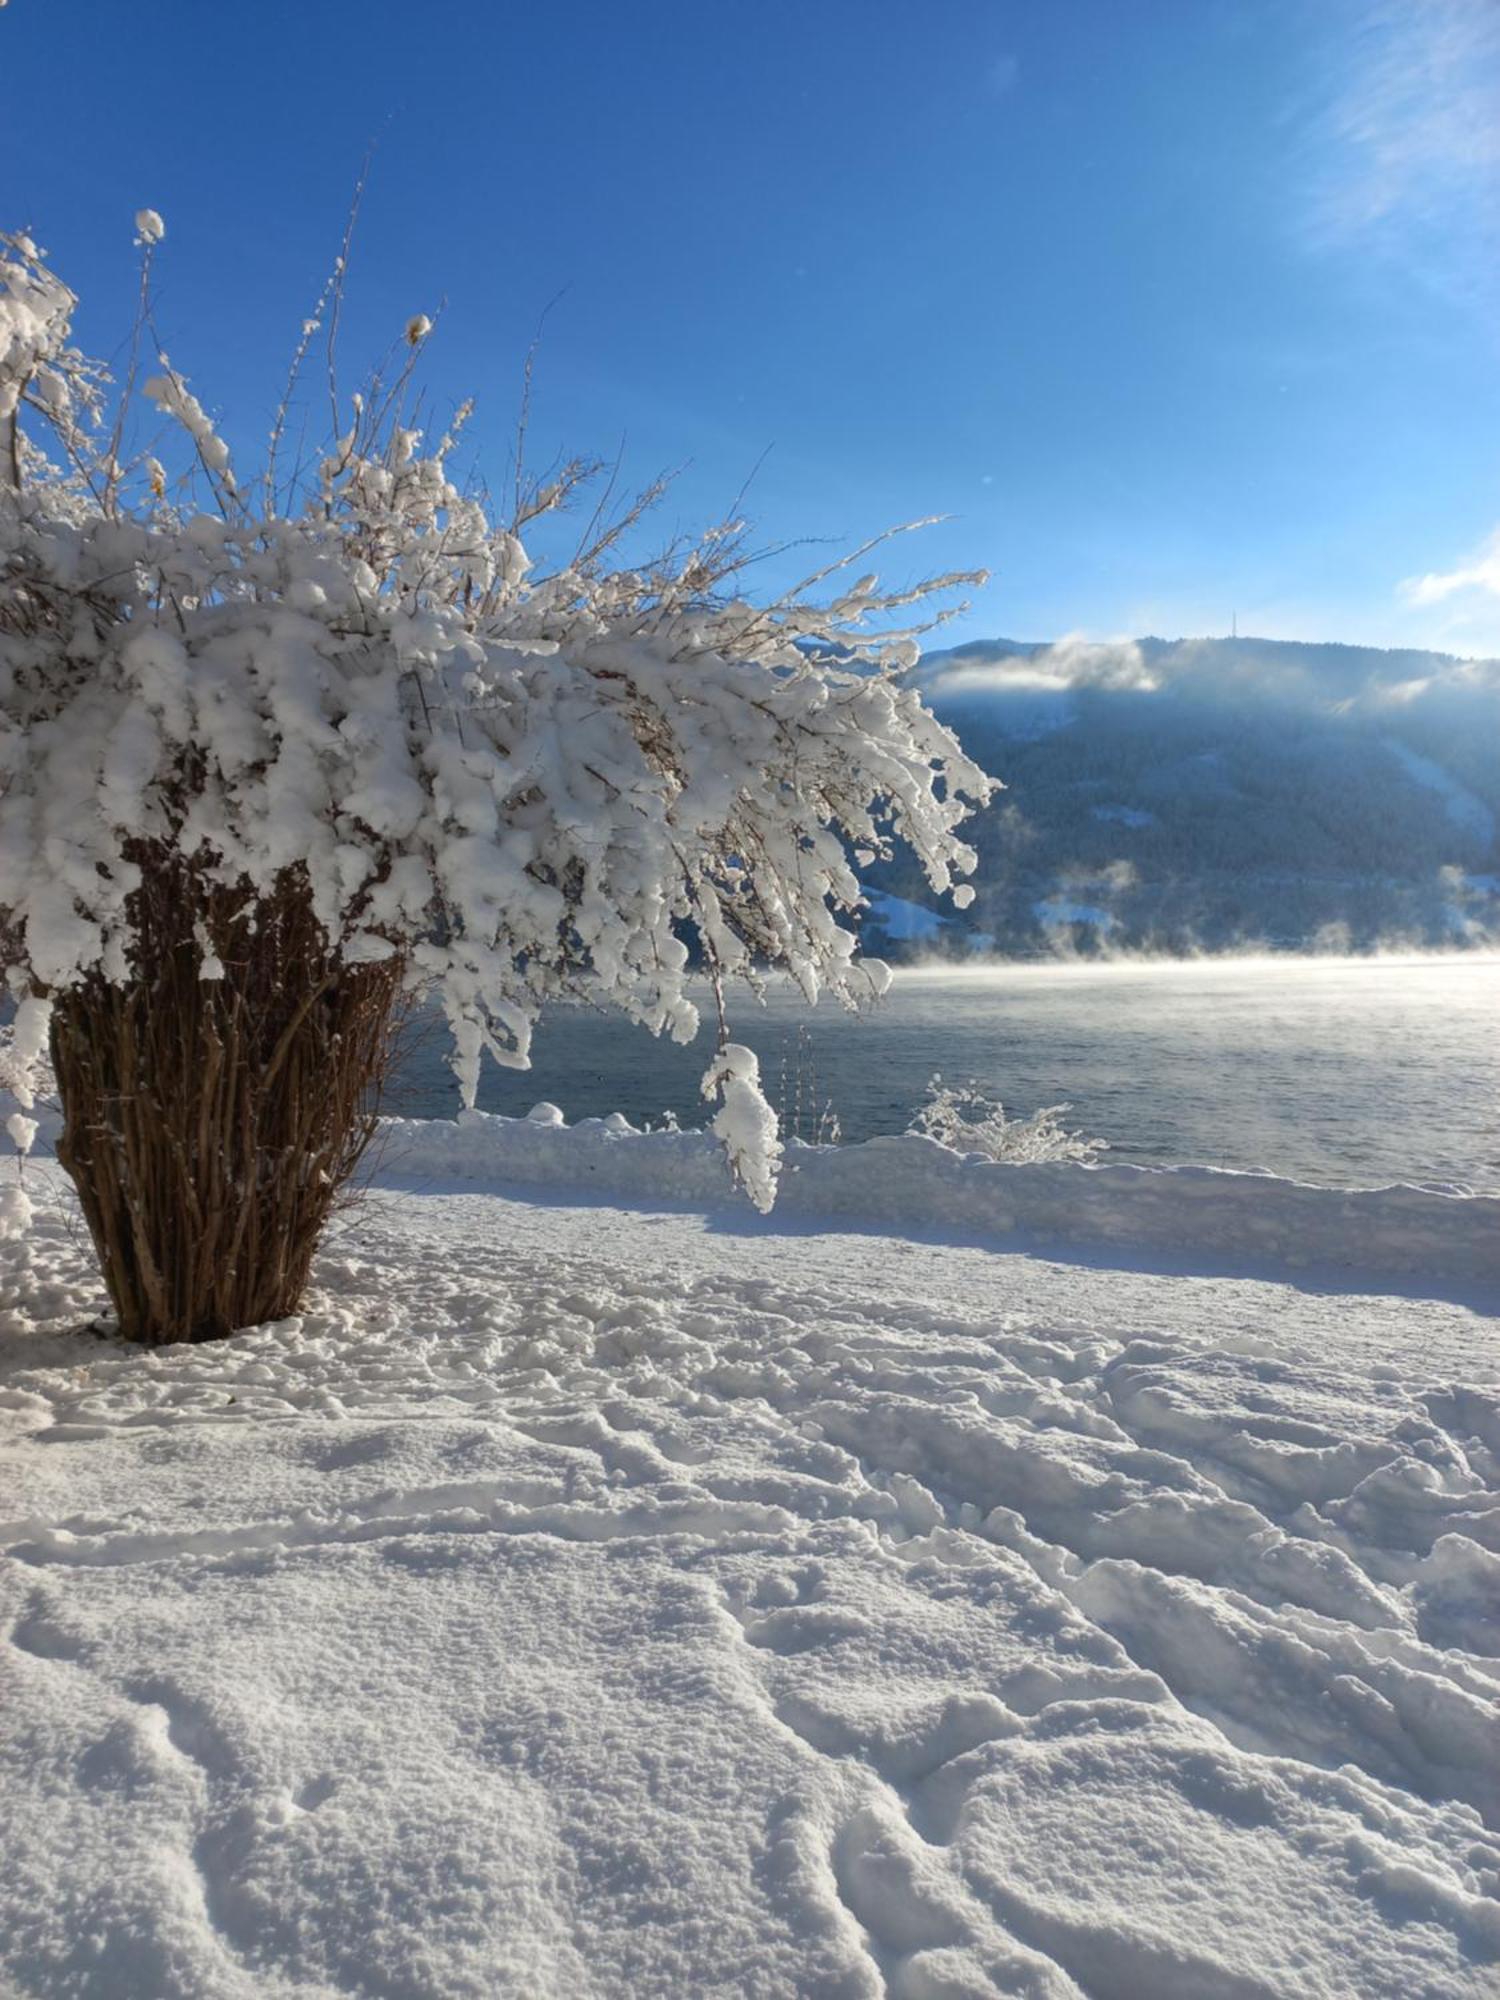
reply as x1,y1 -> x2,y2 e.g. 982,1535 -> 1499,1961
4,0 -> 1498,654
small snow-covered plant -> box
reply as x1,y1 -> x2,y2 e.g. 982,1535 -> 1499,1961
0,221 -> 995,1341
775,1021 -> 842,1146
908,1075 -> 1105,1164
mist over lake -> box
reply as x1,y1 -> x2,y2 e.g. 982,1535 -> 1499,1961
390,953 -> 1500,1193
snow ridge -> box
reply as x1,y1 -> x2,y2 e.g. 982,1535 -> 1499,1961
374,1109 -> 1500,1290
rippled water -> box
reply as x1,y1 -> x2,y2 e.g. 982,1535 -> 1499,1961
390,955 -> 1500,1191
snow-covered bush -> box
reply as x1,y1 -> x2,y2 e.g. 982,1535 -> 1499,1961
0,222 -> 995,1340
907,1075 -> 1105,1164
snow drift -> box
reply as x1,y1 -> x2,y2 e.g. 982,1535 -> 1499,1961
374,1109 -> 1500,1290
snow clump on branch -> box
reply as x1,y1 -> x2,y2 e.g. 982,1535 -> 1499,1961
0,224 -> 996,1208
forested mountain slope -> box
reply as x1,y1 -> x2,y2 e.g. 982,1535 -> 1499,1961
867,635 -> 1500,956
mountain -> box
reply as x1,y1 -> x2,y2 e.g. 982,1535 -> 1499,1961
863,634 -> 1500,957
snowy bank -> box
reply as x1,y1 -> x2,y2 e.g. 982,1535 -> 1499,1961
374,1110 -> 1500,1288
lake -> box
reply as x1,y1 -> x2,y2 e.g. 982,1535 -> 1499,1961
389,955 -> 1500,1192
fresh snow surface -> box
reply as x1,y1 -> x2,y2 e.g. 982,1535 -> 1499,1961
3,1154 -> 1499,2000
377,1112 -> 1500,1290
1384,741 -> 1496,849
863,888 -> 951,943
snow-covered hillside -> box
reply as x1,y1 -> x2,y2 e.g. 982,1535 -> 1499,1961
3,1148 -> 1498,1998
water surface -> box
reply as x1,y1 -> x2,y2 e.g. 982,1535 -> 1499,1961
390,956 -> 1500,1191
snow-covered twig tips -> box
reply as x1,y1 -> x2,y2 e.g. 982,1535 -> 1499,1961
404,314 -> 432,346
133,209 -> 165,246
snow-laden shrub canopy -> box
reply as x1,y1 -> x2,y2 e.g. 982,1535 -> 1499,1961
0,225 -> 995,1207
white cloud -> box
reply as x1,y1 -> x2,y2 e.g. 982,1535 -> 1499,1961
1305,0 -> 1500,289
1402,526 -> 1500,606
928,635 -> 1159,699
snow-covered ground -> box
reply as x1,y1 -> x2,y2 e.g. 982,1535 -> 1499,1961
3,1141 -> 1499,1998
